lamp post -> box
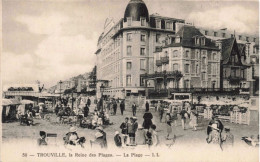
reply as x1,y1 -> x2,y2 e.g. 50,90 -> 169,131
100,84 -> 105,112
59,80 -> 63,101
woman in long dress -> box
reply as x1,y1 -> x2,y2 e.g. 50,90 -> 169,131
142,109 -> 153,129
190,109 -> 198,131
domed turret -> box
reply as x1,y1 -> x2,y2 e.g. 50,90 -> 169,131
124,0 -> 149,22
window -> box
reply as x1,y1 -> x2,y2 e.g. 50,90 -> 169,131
155,34 -> 161,43
212,64 -> 217,75
126,62 -> 132,70
196,51 -> 200,59
201,37 -> 205,45
191,61 -> 195,73
214,32 -> 217,37
246,37 -> 249,42
208,64 -> 211,74
173,63 -> 179,71
222,33 -> 226,38
126,75 -> 131,86
202,72 -> 206,80
141,34 -> 146,42
196,64 -> 199,74
239,35 -> 242,40
184,80 -> 189,88
172,50 -> 178,58
140,77 -> 145,86
156,20 -> 161,28
127,46 -> 132,55
141,18 -> 145,26
231,34 -> 234,38
205,30 -> 208,35
140,59 -> 146,70
166,22 -> 171,29
202,57 -> 207,68
207,53 -> 212,60
185,64 -> 190,73
140,48 -> 145,55
127,17 -> 132,26
185,50 -> 190,58
253,38 -> 256,42
196,37 -> 200,45
212,53 -> 217,60
127,33 -> 132,41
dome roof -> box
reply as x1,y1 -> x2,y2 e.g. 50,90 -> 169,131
124,0 -> 149,22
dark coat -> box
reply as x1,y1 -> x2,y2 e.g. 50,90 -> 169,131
143,112 -> 153,129
114,134 -> 122,147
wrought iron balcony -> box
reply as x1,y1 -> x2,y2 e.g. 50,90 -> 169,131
161,56 -> 169,64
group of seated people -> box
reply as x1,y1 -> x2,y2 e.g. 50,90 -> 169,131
19,109 -> 34,126
79,109 -> 112,129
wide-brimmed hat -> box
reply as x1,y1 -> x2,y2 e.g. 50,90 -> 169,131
133,117 -> 137,120
39,131 -> 46,136
70,127 -> 77,132
115,131 -> 119,135
96,126 -> 103,131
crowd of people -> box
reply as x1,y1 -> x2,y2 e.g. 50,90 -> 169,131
35,97 -> 259,150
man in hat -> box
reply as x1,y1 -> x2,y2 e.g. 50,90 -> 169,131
120,100 -> 125,115
114,131 -> 122,147
120,117 -> 129,144
37,131 -> 47,146
127,117 -> 136,145
132,103 -> 137,116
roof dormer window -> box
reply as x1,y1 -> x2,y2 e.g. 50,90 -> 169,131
141,17 -> 146,26
195,37 -> 200,45
127,17 -> 132,26
156,19 -> 161,29
201,37 -> 205,45
166,21 -> 172,30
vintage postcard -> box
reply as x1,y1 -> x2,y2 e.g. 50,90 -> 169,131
1,0 -> 259,161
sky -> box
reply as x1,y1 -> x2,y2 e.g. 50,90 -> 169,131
2,0 -> 259,88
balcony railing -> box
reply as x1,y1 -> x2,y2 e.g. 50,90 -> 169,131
161,56 -> 169,64
156,60 -> 162,66
147,88 -> 250,98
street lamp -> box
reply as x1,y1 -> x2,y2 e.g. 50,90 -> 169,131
100,84 -> 105,99
59,80 -> 63,101
100,84 -> 105,111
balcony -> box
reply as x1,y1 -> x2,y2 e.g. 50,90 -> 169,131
156,60 -> 162,66
146,88 -> 250,98
161,56 -> 169,64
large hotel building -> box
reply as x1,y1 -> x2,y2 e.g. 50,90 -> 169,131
95,0 -> 259,98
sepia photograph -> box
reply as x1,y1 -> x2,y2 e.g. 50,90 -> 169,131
1,0 -> 259,161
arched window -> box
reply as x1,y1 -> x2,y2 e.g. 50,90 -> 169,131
172,50 -> 178,58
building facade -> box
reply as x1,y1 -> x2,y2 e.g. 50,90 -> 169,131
95,0 -> 259,98
142,25 -> 220,93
